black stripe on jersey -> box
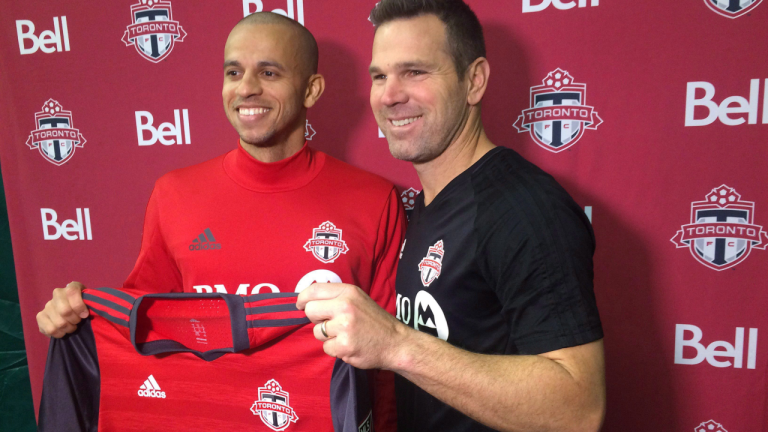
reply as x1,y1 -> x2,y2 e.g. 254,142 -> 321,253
247,317 -> 310,328
87,305 -> 129,328
243,292 -> 300,303
83,293 -> 131,317
245,303 -> 299,315
93,287 -> 137,304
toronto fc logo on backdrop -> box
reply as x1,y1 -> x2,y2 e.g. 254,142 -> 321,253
514,68 -> 602,153
671,185 -> 768,270
26,99 -> 87,166
250,380 -> 299,431
418,240 -> 445,287
704,0 -> 762,18
304,221 -> 349,263
694,420 -> 728,432
122,0 -> 187,63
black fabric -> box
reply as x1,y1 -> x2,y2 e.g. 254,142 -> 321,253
394,146 -> 603,431
330,359 -> 373,432
38,320 -> 100,432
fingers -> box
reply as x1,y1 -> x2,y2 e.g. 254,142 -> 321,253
36,282 -> 88,338
314,320 -> 334,341
37,307 -> 76,338
296,283 -> 350,310
65,282 -> 89,319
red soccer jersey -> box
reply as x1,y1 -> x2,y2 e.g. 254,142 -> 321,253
40,288 -> 377,431
42,143 -> 405,431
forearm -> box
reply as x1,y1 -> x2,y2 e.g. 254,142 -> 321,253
388,328 -> 605,432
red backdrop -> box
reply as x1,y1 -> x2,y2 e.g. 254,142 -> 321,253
1,1 -> 767,430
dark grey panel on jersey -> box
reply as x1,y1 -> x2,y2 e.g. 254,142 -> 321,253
38,320 -> 100,432
395,146 -> 603,431
330,359 -> 374,432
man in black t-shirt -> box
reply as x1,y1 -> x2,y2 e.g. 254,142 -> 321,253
297,1 -> 606,431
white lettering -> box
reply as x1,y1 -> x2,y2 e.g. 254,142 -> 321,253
674,324 -> 757,369
16,17 -> 68,55
41,208 -> 92,241
135,109 -> 191,146
523,0 -> 597,12
685,80 -> 763,126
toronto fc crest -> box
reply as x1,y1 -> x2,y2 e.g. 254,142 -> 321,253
514,68 -> 602,153
703,0 -> 762,19
304,221 -> 349,263
694,420 -> 728,432
250,380 -> 299,431
26,99 -> 87,166
122,0 -> 187,63
671,185 -> 768,271
418,240 -> 445,287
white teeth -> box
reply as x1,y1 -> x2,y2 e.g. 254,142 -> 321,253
239,107 -> 269,115
391,116 -> 421,127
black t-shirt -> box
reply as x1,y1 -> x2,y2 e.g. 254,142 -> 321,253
394,146 -> 603,432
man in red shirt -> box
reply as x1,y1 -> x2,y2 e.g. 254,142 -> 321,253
36,12 -> 403,431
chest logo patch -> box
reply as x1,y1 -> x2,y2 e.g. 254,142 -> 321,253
251,379 -> 299,431
418,240 -> 445,287
304,221 -> 349,264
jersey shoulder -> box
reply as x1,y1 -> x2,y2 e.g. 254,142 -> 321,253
153,152 -> 230,193
470,147 -> 593,245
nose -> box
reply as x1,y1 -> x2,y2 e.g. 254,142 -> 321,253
379,76 -> 407,107
236,71 -> 263,98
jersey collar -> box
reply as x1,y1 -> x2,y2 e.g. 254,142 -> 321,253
223,140 -> 325,193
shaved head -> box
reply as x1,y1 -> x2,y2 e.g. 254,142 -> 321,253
234,12 -> 318,78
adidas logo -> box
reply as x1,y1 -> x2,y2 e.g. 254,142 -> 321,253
189,228 -> 221,251
138,375 -> 166,399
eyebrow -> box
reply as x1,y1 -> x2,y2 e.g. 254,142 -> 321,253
223,60 -> 287,71
369,61 -> 432,75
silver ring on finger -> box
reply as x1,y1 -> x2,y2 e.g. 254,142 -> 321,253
320,320 -> 329,338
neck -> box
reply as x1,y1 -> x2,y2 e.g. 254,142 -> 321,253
239,117 -> 307,163
414,110 -> 495,206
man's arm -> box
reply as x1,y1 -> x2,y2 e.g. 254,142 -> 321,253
297,283 -> 605,432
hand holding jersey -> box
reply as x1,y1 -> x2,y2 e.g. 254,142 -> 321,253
297,283 -> 406,370
36,281 -> 88,338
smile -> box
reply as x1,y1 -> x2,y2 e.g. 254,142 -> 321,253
390,116 -> 421,127
238,107 -> 270,115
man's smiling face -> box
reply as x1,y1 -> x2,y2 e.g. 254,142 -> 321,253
369,14 -> 469,163
223,23 -> 308,147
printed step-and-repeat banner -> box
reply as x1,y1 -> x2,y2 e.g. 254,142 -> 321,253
1,1 -> 766,430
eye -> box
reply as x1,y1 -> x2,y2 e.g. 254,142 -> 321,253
372,74 -> 386,81
407,70 -> 425,77
263,70 -> 277,77
225,70 -> 240,77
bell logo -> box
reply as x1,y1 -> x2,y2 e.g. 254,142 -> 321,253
244,0 -> 305,25
685,79 -> 768,126
16,17 -> 70,55
523,0 -> 599,13
674,324 -> 757,369
135,109 -> 191,146
41,208 -> 93,241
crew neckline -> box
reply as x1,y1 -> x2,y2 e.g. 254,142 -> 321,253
222,141 -> 325,193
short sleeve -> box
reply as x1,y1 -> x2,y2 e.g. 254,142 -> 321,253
473,154 -> 603,355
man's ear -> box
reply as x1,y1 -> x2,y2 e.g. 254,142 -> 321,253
304,74 -> 326,108
465,57 -> 490,106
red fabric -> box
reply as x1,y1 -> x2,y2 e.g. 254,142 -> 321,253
116,142 -> 403,431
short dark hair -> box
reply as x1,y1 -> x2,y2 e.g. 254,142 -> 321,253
369,0 -> 485,78
237,12 -> 318,76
